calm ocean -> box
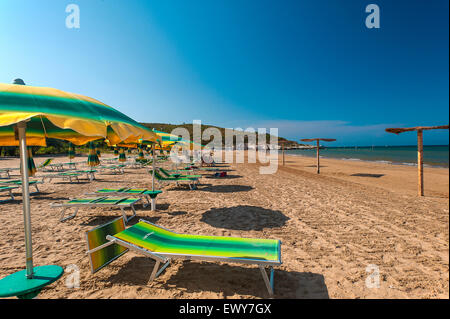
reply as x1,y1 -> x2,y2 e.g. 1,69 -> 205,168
284,145 -> 449,168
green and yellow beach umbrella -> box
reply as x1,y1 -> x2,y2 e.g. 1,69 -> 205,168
118,147 -> 126,162
0,80 -> 159,298
26,147 -> 36,177
138,144 -> 145,160
87,141 -> 100,167
68,142 -> 75,161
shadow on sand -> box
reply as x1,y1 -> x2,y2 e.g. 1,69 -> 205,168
199,185 -> 253,193
201,205 -> 289,231
350,173 -> 385,178
106,258 -> 329,298
79,214 -> 161,227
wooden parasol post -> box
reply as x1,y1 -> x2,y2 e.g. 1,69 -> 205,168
279,141 -> 289,166
300,138 -> 336,174
386,125 -> 449,196
316,139 -> 320,174
417,130 -> 424,196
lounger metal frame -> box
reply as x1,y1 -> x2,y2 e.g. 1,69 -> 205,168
0,186 -> 18,203
52,197 -> 141,223
0,168 -> 17,179
88,218 -> 281,296
0,180 -> 41,194
41,173 -> 81,183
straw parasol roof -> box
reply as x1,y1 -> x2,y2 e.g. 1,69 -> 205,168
386,125 -> 449,134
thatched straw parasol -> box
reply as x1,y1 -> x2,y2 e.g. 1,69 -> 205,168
385,125 -> 449,196
300,138 -> 336,174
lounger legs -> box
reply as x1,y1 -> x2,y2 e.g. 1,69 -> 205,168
60,207 -> 79,222
149,259 -> 171,282
120,206 -> 136,224
259,266 -> 274,296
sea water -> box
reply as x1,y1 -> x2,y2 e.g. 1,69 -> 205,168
284,145 -> 449,168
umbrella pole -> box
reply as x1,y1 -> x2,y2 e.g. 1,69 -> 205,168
316,140 -> 320,174
152,144 -> 156,191
17,121 -> 33,278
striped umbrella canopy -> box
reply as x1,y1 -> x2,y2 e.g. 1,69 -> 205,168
118,147 -> 126,162
152,129 -> 183,144
0,83 -> 159,146
87,141 -> 100,167
68,142 -> 75,161
0,80 -> 159,295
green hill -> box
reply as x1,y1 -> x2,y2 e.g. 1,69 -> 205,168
141,122 -> 300,147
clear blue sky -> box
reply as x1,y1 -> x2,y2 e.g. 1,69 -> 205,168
0,0 -> 448,146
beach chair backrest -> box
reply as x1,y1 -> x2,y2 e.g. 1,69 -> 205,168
150,169 -> 164,179
85,217 -> 128,273
158,167 -> 171,177
40,158 -> 53,167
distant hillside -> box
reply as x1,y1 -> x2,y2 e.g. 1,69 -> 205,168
141,123 -> 300,147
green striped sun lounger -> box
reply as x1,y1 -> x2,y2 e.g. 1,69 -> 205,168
98,165 -> 124,174
159,167 -> 202,179
38,159 -> 64,172
51,196 -> 141,223
73,170 -> 97,181
0,179 -> 42,194
150,170 -> 199,190
86,217 -> 282,296
0,185 -> 19,203
87,188 -> 162,210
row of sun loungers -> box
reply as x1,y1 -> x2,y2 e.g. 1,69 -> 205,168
2,157 -> 282,296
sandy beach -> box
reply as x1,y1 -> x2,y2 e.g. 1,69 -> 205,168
0,153 -> 448,299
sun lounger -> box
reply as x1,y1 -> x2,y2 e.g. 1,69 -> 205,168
41,172 -> 82,183
86,188 -> 162,210
98,165 -> 124,174
73,169 -> 97,181
149,169 -> 199,190
61,162 -> 78,170
85,217 -> 282,296
51,196 -> 141,223
158,167 -> 202,179
0,185 -> 19,203
38,158 -> 64,172
0,168 -> 19,179
0,179 -> 42,194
